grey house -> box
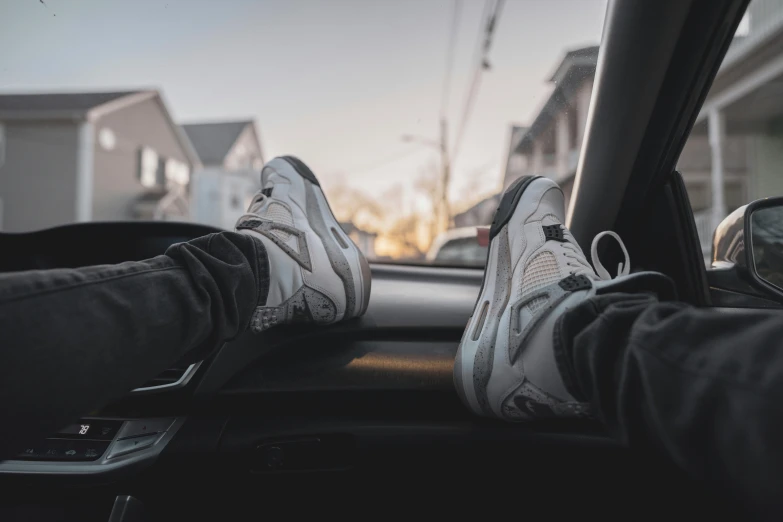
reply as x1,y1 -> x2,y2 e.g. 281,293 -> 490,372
182,120 -> 264,230
0,90 -> 200,232
502,46 -> 599,206
181,120 -> 264,171
499,5 -> 783,264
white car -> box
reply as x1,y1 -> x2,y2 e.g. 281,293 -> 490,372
426,227 -> 488,267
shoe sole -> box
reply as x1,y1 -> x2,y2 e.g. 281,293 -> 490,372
453,175 -> 541,417
280,156 -> 372,319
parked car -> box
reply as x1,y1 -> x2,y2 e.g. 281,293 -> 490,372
426,227 -> 487,267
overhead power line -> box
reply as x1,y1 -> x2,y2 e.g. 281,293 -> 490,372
450,0 -> 505,164
440,0 -> 463,121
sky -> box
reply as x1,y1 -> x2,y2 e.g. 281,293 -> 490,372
0,0 -> 607,217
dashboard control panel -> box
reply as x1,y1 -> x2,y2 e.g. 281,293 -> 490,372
0,417 -> 181,477
17,420 -> 123,462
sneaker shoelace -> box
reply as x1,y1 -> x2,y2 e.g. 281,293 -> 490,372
561,227 -> 631,281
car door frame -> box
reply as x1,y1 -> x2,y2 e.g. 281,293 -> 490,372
567,0 -> 750,303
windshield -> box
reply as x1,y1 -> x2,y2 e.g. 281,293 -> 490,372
0,0 -> 607,267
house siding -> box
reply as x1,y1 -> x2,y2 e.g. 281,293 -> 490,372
678,133 -> 750,211
223,125 -> 263,171
191,167 -> 257,230
92,97 -> 191,221
750,130 -> 783,199
0,122 -> 79,231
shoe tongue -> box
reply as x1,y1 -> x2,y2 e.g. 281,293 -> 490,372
255,198 -> 294,228
248,186 -> 278,215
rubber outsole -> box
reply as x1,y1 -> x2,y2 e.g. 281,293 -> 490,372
455,175 -> 540,416
280,156 -> 370,318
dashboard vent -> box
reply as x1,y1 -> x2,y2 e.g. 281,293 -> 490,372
131,362 -> 202,394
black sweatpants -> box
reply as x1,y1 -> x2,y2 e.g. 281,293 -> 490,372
1,231 -> 782,518
0,232 -> 268,460
555,292 -> 783,519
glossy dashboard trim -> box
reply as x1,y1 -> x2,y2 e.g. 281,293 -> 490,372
131,362 -> 203,394
194,263 -> 483,398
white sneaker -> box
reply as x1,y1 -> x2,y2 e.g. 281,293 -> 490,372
453,176 -> 632,420
236,156 -> 371,332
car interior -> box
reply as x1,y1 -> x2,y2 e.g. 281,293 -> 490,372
2,0 -> 781,519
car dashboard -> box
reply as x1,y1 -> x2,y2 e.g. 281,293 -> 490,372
0,222 -> 733,520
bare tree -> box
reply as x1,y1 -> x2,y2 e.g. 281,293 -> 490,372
415,163 -> 443,251
324,183 -> 384,231
386,214 -> 424,259
324,162 -> 448,260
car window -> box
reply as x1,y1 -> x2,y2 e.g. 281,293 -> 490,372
0,0 -> 607,267
433,237 -> 489,266
675,0 -> 783,266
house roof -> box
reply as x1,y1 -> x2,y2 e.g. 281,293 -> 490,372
0,91 -> 136,113
0,90 -> 155,120
181,121 -> 254,166
513,46 -> 599,153
548,46 -> 599,83
0,89 -> 202,168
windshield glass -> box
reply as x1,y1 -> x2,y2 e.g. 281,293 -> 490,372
0,0 -> 607,267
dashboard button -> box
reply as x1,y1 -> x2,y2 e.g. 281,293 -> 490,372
18,439 -> 68,460
117,418 -> 174,440
63,440 -> 110,461
17,446 -> 43,460
107,434 -> 159,459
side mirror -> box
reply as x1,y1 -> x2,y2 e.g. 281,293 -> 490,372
710,197 -> 783,306
747,198 -> 783,293
707,197 -> 783,308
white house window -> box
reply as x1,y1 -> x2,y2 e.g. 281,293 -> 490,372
139,147 -> 159,188
165,158 -> 190,186
98,128 -> 116,151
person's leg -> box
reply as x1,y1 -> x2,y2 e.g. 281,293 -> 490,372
0,156 -> 370,458
452,174 -> 783,519
555,294 -> 783,519
453,175 -> 654,419
0,232 -> 265,458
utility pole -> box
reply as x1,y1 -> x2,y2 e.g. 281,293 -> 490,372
440,117 -> 452,232
400,127 -> 453,233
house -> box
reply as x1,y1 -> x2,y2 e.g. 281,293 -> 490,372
501,0 -> 783,261
183,120 -> 264,230
340,221 -> 377,259
502,46 -> 598,209
452,47 -> 597,229
0,90 -> 200,232
450,126 -> 527,228
680,0 -> 783,258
